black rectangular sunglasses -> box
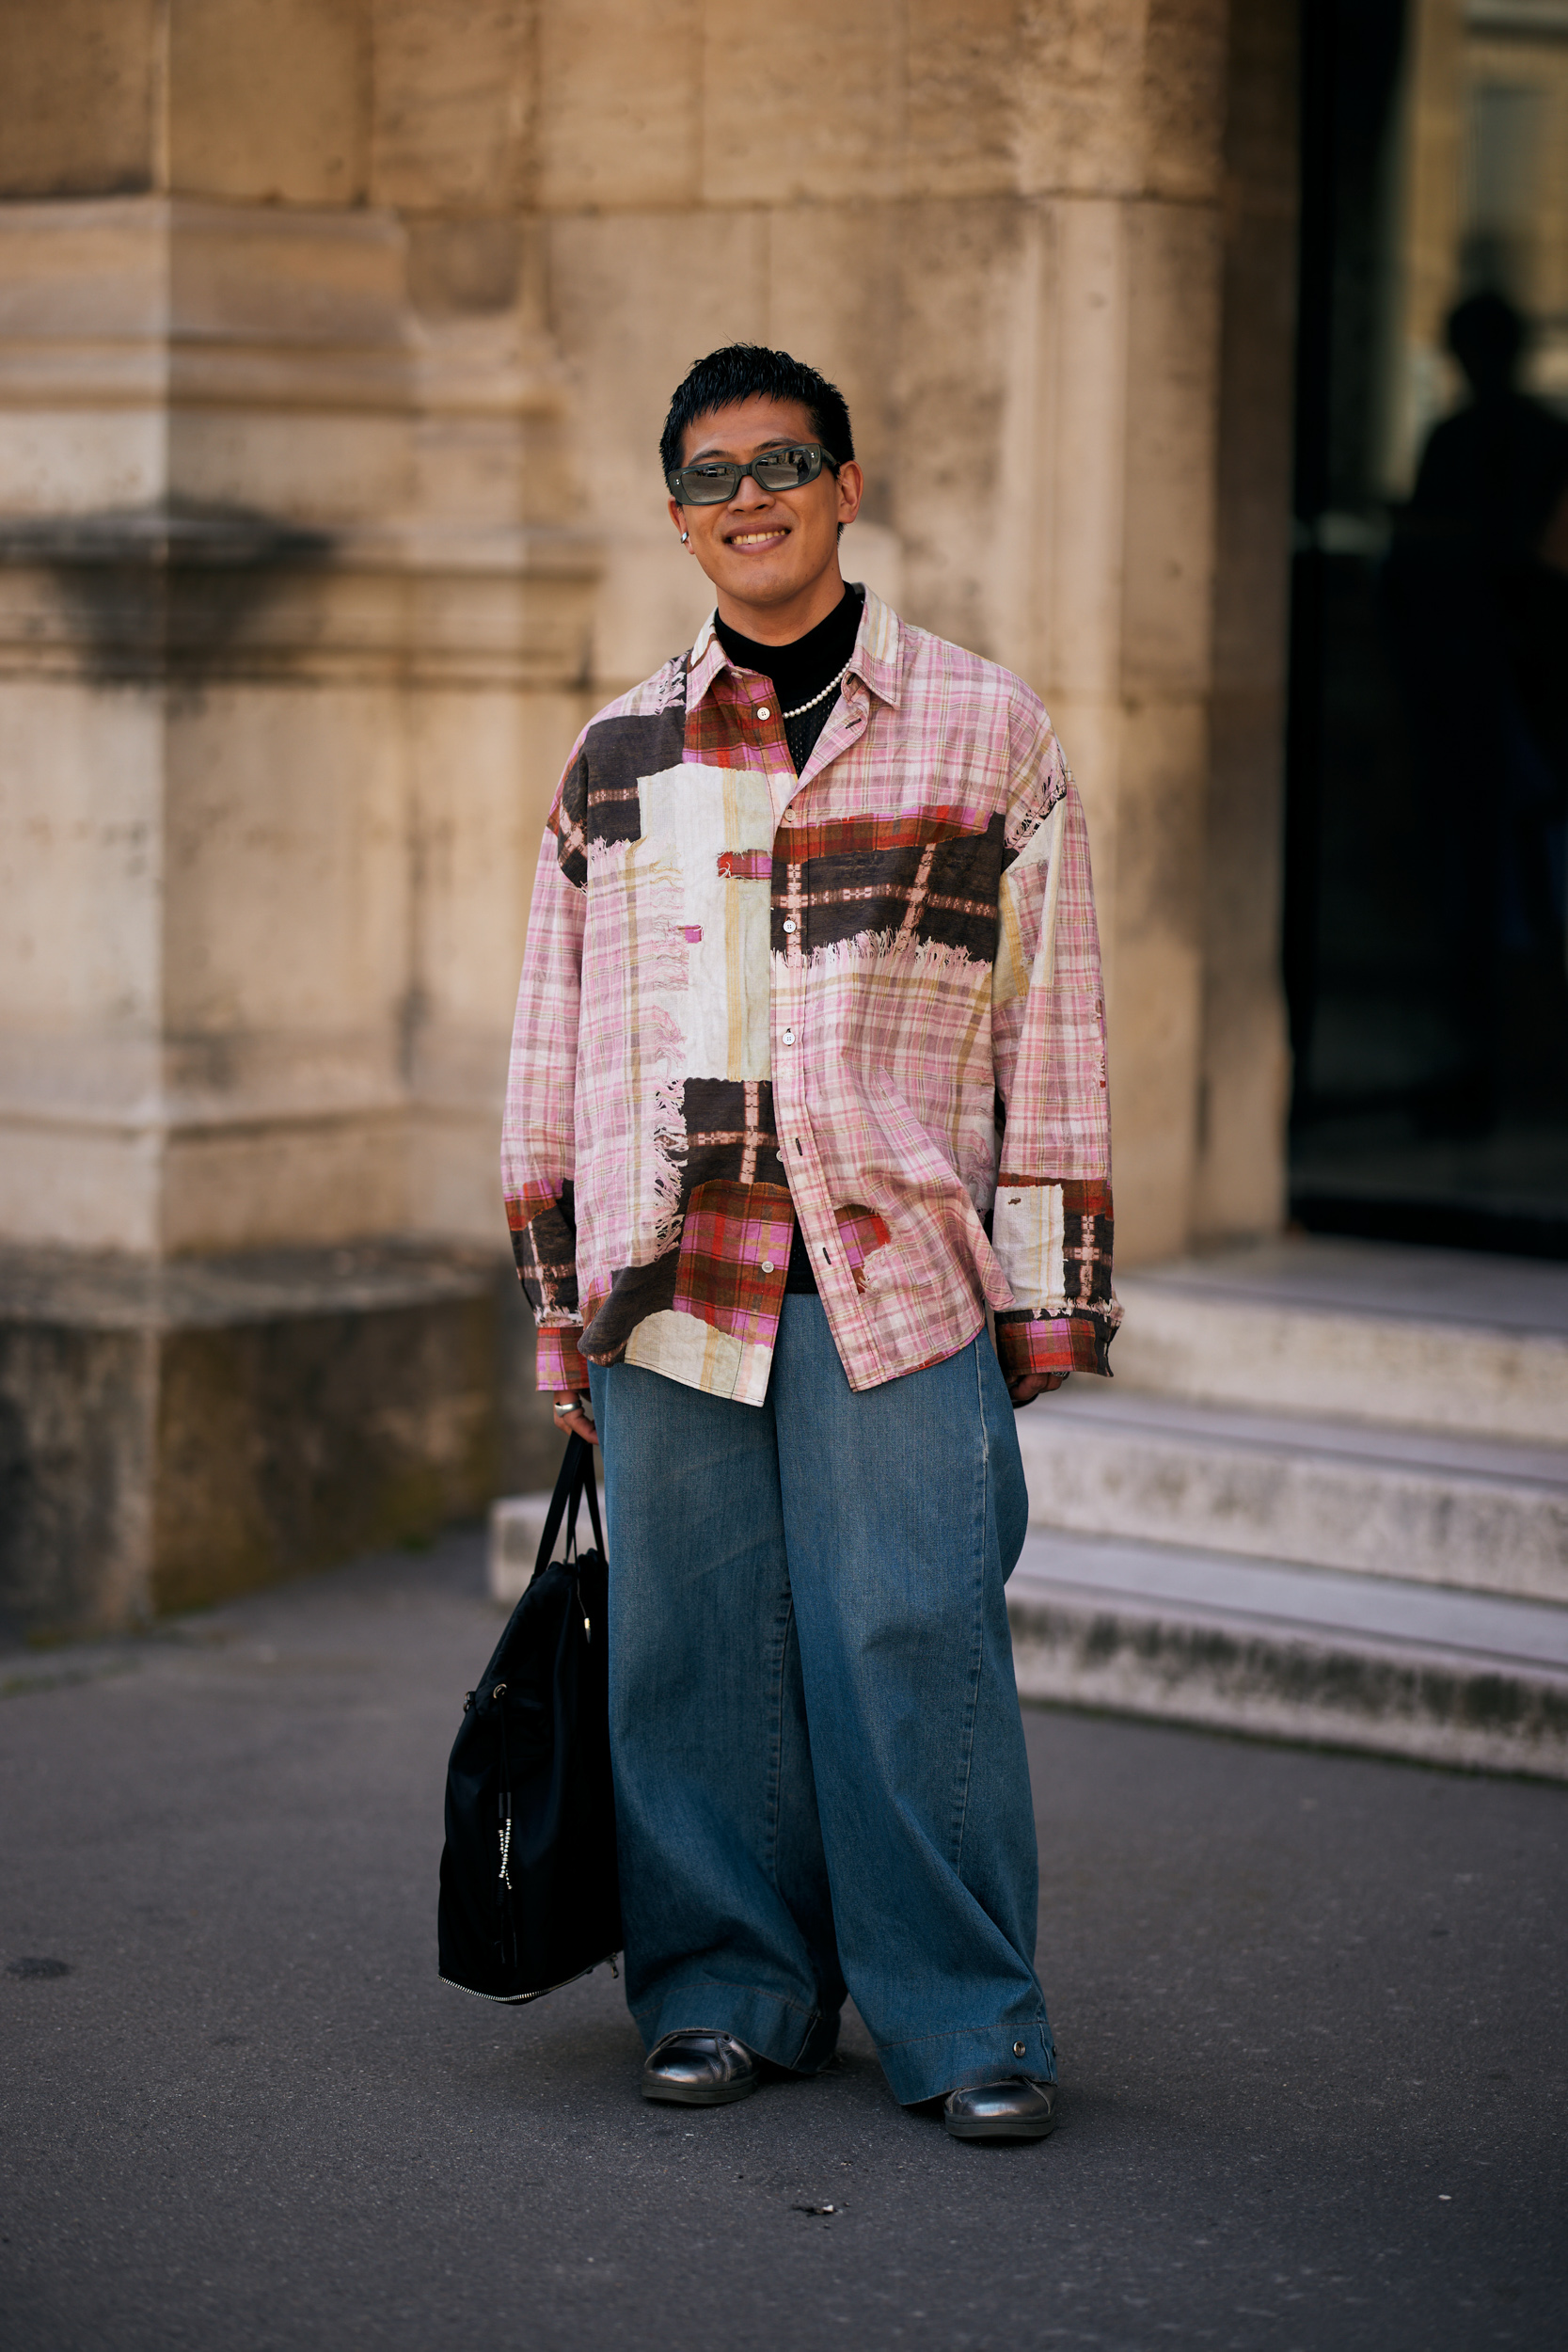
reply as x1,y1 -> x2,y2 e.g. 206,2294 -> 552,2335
667,442 -> 839,505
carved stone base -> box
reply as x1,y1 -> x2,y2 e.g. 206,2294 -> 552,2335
0,1243 -> 555,1640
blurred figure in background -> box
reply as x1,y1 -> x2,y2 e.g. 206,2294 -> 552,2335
1385,290 -> 1568,1136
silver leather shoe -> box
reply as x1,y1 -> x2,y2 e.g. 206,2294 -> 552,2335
641,2030 -> 759,2106
942,2076 -> 1058,2141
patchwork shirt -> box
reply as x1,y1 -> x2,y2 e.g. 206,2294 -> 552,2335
503,588 -> 1120,1403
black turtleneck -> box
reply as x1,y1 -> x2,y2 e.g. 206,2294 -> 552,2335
713,583 -> 864,1296
715,583 -> 863,776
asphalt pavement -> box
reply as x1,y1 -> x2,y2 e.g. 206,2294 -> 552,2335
3,1532 -> 1565,2351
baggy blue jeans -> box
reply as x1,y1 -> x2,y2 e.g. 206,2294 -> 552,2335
587,1295 -> 1054,2106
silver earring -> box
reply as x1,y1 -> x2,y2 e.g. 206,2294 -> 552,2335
681,532 -> 689,544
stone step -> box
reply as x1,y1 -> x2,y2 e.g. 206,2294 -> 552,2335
489,1492 -> 555,1605
484,1482 -> 1568,1781
1007,1528 -> 1568,1781
488,1479 -> 607,1606
1108,1235 -> 1568,1442
1014,1385 -> 1568,1605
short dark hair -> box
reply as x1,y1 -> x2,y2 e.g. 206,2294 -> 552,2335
1447,289 -> 1525,393
659,343 -> 855,484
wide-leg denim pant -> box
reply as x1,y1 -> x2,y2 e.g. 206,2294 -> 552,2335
587,1295 -> 1054,2106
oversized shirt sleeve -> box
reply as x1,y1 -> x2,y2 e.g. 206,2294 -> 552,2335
988,692 -> 1121,1383
502,752 -> 589,1394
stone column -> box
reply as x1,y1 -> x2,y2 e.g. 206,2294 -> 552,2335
1192,0 -> 1297,1244
0,6 -> 596,1633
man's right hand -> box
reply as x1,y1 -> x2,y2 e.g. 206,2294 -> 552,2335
552,1391 -> 599,1446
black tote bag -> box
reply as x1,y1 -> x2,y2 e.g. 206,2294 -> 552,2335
437,1434 -> 621,2002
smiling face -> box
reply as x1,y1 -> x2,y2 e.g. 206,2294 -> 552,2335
668,394 -> 863,644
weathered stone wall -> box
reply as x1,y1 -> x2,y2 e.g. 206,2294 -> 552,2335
1,0 -> 1294,1269
0,1 -> 1298,1626
0,1241 -> 556,1639
1194,0 -> 1297,1243
0,3 -> 598,1262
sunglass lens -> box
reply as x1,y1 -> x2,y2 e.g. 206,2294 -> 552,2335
752,447 -> 821,490
676,464 -> 742,503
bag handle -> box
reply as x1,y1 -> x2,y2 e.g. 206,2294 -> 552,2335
531,1433 -> 605,1584
573,1439 -> 605,1559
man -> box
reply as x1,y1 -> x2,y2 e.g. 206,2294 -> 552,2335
503,345 -> 1117,2142
1384,291 -> 1568,1134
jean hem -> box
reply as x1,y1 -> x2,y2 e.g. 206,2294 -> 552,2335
875,2018 -> 1057,2106
631,1977 -> 841,2074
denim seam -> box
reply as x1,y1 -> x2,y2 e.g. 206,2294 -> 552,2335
763,1587 -> 790,1894
874,2013 -> 1053,2051
949,1339 -> 988,1880
630,1974 -> 825,2027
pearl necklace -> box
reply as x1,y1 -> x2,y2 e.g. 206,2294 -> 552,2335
780,660 -> 852,721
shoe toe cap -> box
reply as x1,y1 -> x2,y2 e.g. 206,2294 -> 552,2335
642,2031 -> 756,2097
942,2077 -> 1057,2136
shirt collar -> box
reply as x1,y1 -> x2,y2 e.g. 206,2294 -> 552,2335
686,583 -> 905,712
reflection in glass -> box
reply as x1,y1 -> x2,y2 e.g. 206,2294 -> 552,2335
1289,0 -> 1568,1252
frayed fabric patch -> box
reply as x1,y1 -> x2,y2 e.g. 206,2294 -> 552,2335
991,1181 -> 1066,1311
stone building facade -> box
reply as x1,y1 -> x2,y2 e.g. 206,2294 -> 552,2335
0,0 -> 1297,1631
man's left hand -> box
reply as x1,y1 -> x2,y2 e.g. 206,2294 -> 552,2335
1007,1372 -> 1068,1408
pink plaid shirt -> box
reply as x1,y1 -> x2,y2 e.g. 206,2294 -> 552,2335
503,588 -> 1119,1402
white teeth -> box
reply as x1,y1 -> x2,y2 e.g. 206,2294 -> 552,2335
732,531 -> 785,545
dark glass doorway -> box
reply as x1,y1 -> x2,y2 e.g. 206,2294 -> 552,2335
1286,0 -> 1568,1257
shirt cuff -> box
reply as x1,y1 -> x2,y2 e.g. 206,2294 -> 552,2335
536,1326 -> 590,1393
994,1310 -> 1111,1383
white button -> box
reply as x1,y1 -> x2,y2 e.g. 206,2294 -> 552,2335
782,918 -> 797,934
756,705 -> 770,721
782,1027 -> 796,1044
760,1259 -> 774,1275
